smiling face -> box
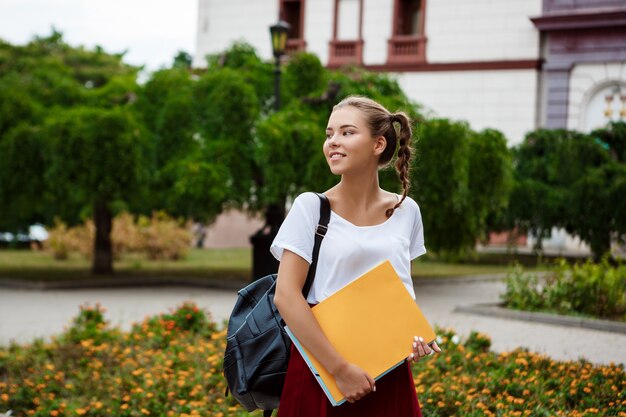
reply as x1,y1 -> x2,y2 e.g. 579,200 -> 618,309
324,106 -> 386,176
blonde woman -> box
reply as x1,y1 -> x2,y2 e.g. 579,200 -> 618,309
271,96 -> 442,417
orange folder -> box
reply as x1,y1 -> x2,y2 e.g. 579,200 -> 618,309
285,259 -> 436,406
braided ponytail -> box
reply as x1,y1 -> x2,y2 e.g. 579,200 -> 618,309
385,112 -> 413,217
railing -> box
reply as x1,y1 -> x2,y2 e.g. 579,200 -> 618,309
328,40 -> 363,67
286,39 -> 306,55
387,35 -> 426,65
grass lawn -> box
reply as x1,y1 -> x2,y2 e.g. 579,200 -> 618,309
0,248 -> 549,283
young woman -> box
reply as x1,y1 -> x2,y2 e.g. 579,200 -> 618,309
271,96 -> 442,416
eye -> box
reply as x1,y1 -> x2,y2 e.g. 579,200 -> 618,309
343,130 -> 354,136
325,132 -> 332,140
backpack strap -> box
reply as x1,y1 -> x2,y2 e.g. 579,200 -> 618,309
301,192 -> 330,298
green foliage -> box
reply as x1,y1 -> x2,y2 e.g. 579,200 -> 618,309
412,119 -> 470,257
502,258 -> 626,320
468,128 -> 514,240
59,303 -> 120,345
0,124 -> 49,230
254,103 -> 332,206
205,41 -> 274,111
172,50 -> 193,69
0,30 -> 143,236
566,162 -> 626,259
194,68 -> 261,207
507,125 -> 626,259
42,106 -> 150,216
283,52 -> 328,101
501,265 -> 545,311
412,121 -> 513,258
463,330 -> 492,353
592,120 -> 626,163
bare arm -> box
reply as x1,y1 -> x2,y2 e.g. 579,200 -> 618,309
273,249 -> 376,403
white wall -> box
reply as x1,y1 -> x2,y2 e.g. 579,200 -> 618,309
304,0 -> 335,64
568,62 -> 626,132
396,69 -> 538,145
338,0 -> 360,39
194,0 -> 279,67
362,0 -> 394,65
425,0 -> 542,63
195,0 -> 543,66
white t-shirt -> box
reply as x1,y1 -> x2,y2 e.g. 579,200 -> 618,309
270,191 -> 427,304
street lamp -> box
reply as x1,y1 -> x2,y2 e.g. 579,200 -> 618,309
269,20 -> 291,111
248,21 -> 292,281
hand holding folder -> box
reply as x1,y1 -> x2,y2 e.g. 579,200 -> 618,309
285,259 -> 437,406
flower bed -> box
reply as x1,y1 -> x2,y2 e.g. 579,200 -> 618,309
0,303 -> 624,417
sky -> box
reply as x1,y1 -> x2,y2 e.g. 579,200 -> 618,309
0,0 -> 197,73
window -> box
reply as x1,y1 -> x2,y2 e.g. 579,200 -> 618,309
397,0 -> 422,36
388,0 -> 427,65
280,0 -> 306,53
328,0 -> 364,67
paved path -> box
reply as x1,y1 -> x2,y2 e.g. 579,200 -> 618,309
1,280 -> 624,366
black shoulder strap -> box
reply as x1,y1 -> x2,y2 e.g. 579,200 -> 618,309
301,192 -> 330,298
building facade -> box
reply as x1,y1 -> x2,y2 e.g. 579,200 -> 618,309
195,0 -> 625,145
195,0 -> 626,253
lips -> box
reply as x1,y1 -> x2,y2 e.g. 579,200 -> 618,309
329,152 -> 346,160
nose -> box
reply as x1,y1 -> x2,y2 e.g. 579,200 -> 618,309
327,132 -> 340,147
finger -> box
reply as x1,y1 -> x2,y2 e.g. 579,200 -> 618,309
366,373 -> 376,392
412,337 -> 420,355
416,337 -> 426,357
431,341 -> 442,353
421,339 -> 432,355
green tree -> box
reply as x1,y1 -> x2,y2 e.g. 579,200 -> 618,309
172,50 -> 193,69
507,125 -> 625,260
412,119 -> 473,257
43,107 -> 150,273
411,120 -> 513,258
0,31 -> 148,274
468,128 -> 514,242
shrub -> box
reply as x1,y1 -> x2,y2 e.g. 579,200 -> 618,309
502,258 -> 626,320
58,303 -> 120,346
43,211 -> 192,261
44,218 -> 92,260
138,211 -> 192,261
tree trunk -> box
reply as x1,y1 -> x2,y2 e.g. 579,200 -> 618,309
249,199 -> 287,280
591,232 -> 612,263
92,199 -> 113,275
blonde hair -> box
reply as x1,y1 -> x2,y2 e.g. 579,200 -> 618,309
332,95 -> 414,217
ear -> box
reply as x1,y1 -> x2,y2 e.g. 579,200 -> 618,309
373,135 -> 387,156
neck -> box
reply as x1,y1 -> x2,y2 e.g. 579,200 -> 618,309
335,167 -> 381,208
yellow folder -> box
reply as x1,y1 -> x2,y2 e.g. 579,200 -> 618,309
285,259 -> 436,406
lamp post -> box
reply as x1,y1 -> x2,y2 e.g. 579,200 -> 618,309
269,20 -> 291,111
249,21 -> 292,281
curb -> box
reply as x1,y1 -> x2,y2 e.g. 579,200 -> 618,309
0,270 -> 551,291
413,273 -> 506,285
0,276 -> 248,291
454,303 -> 626,335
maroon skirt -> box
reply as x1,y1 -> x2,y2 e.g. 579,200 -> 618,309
276,343 -> 423,417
